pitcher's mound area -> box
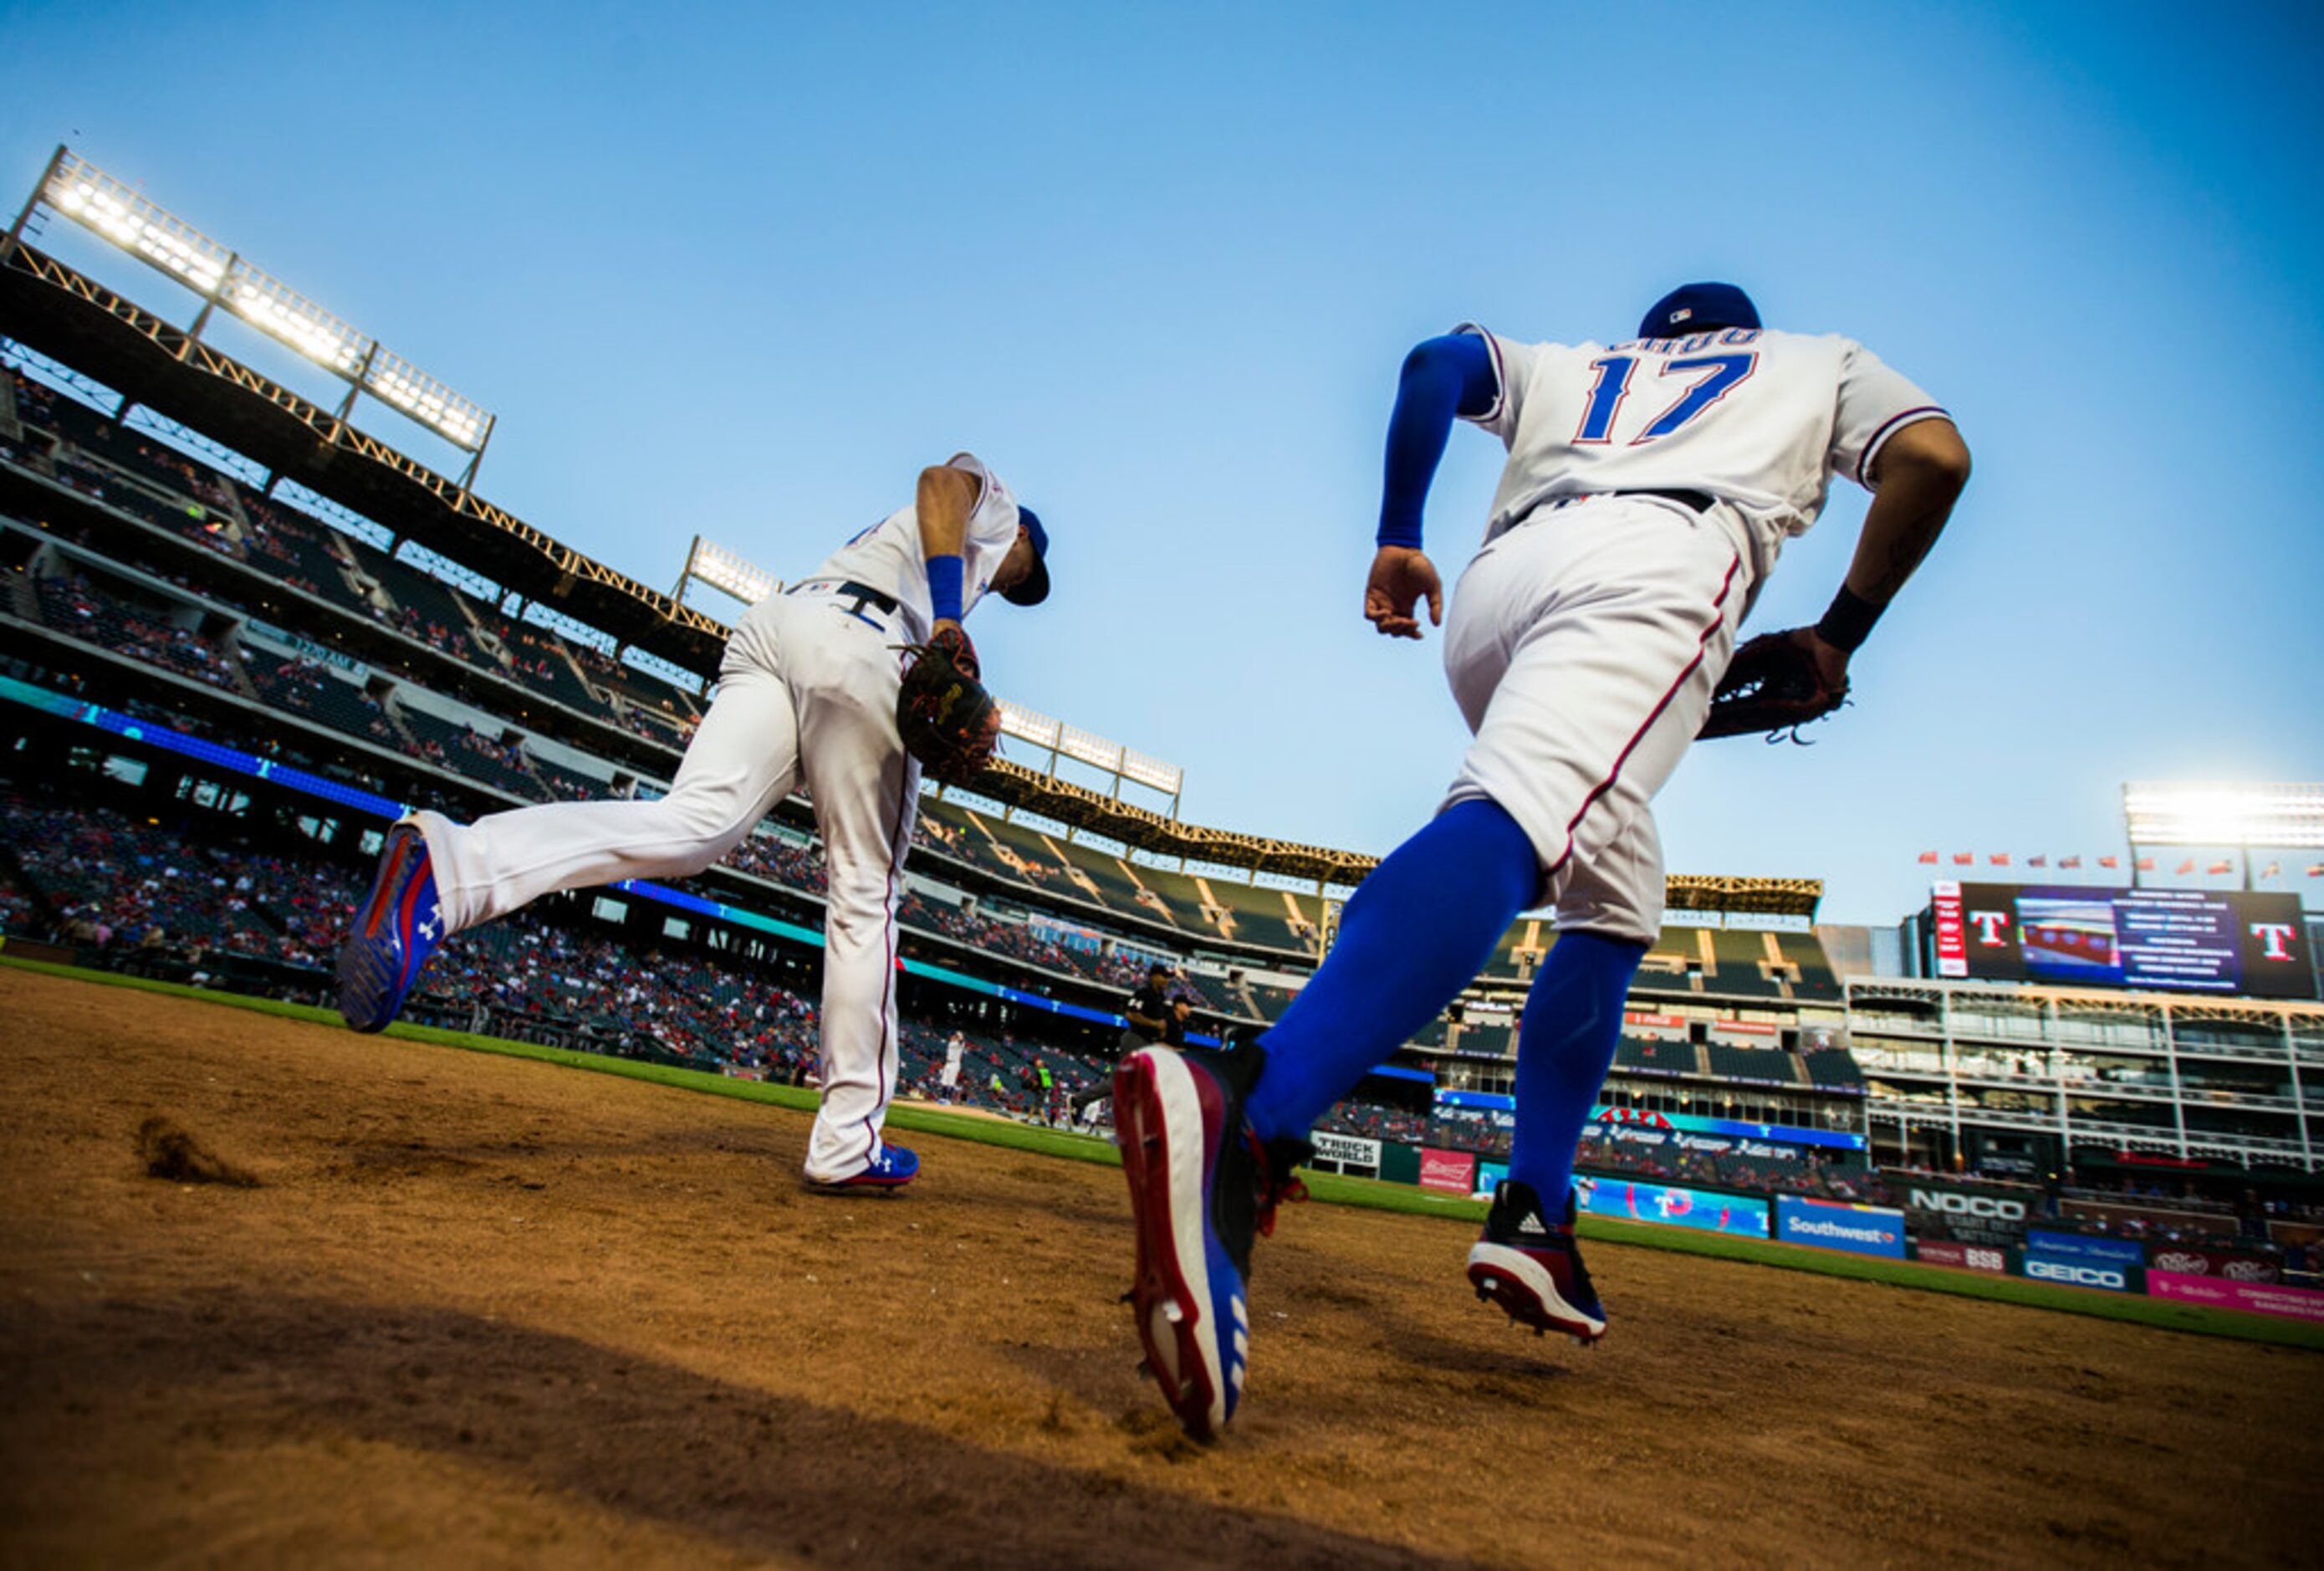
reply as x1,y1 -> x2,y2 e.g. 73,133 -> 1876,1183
2,967 -> 2315,1568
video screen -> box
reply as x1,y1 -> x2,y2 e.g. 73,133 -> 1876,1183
1930,883 -> 2314,999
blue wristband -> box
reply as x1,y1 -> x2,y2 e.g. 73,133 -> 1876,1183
926,554 -> 964,623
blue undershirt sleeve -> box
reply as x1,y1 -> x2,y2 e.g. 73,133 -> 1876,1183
1376,333 -> 1498,550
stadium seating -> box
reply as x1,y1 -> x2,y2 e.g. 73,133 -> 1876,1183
391,705 -> 547,801
238,646 -> 401,747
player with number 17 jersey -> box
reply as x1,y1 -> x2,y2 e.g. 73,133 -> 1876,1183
1111,281 -> 1969,1441
1456,322 -> 1945,585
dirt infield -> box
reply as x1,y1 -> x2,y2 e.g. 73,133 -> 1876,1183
3,967 -> 2317,1568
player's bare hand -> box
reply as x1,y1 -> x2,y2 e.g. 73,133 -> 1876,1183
1364,547 -> 1443,640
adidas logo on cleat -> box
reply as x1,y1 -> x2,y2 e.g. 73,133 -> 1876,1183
1516,1214 -> 1547,1237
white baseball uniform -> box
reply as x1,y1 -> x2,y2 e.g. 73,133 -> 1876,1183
939,1031 -> 965,1093
1440,325 -> 1945,942
411,453 -> 1027,1183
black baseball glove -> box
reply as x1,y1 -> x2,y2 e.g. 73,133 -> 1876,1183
896,626 -> 1000,784
1698,627 -> 1850,742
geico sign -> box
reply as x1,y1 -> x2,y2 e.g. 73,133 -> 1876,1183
2025,1259 -> 2127,1289
1908,1189 -> 2027,1221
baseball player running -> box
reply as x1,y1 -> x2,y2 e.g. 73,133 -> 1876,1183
338,454 -> 1051,1190
1115,284 -> 1969,1438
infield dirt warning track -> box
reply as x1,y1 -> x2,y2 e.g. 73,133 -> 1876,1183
2,966 -> 2317,1569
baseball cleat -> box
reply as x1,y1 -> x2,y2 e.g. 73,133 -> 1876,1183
1466,1180 -> 1608,1344
807,1143 -> 919,1191
336,821 -> 447,1034
1112,1043 -> 1309,1441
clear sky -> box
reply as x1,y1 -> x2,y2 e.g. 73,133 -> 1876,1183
4,1 -> 2320,924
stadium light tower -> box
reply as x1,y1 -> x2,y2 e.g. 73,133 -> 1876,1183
8,147 -> 497,484
2122,780 -> 2324,889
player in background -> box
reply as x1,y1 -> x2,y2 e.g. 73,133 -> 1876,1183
1115,284 -> 1969,1438
338,456 -> 1052,1190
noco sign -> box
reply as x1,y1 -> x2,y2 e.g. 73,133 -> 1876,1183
1899,1178 -> 2035,1246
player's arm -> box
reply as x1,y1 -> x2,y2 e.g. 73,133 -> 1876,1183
1367,334 -> 1497,639
915,463 -> 983,636
1806,417 -> 1973,680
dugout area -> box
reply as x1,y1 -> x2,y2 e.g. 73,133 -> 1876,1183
3,962 -> 2318,1569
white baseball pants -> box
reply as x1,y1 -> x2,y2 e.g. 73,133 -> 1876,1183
1439,496 -> 1750,944
413,586 -> 920,1184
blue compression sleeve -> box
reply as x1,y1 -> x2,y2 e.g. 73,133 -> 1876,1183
1507,931 -> 1647,1206
1376,333 -> 1499,550
1243,798 -> 1540,1143
925,553 -> 964,623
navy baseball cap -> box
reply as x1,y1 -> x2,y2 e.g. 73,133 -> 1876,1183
1002,505 -> 1050,606
1639,282 -> 1760,339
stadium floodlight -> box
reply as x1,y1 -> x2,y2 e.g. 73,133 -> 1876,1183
30,149 -> 493,456
43,152 -> 232,298
1121,748 -> 1183,796
678,537 -> 779,606
220,260 -> 371,375
364,347 -> 491,452
999,701 -> 1061,750
2122,781 -> 2324,848
1057,723 -> 1124,773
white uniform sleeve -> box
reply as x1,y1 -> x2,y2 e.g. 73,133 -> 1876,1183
1828,342 -> 1949,489
1452,325 -> 1539,445
946,450 -> 1021,550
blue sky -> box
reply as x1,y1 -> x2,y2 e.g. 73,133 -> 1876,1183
4,1 -> 2320,924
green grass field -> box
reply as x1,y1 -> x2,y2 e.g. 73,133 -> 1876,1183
8,950 -> 2319,1352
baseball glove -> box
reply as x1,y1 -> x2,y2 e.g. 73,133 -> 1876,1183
1698,627 -> 1850,742
896,626 -> 1000,784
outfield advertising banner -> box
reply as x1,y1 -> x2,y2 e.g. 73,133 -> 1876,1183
2147,1272 -> 2324,1324
1310,1131 -> 1382,1172
2143,1246 -> 2281,1284
1418,1148 -> 1477,1195
1912,1239 -> 2013,1274
1931,881 -> 2315,1000
1896,1176 -> 2039,1247
1578,1177 -> 1770,1238
2020,1233 -> 2144,1293
2025,1230 -> 2145,1267
1775,1195 -> 1907,1258
1475,1160 -> 1509,1197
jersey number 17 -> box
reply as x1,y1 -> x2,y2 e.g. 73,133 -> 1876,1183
1575,352 -> 1757,446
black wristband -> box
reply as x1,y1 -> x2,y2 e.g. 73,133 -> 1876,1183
1815,586 -> 1885,652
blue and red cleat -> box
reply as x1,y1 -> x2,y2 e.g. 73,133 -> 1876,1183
337,821 -> 447,1033
1113,1042 -> 1308,1441
1466,1179 -> 1609,1343
808,1144 -> 919,1192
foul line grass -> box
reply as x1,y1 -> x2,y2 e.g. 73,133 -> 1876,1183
8,952 -> 2320,1353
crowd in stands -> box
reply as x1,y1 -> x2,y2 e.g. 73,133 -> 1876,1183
33,572 -> 243,693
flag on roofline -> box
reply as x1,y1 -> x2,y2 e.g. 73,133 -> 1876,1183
2309,863 -> 2324,878
2061,856 -> 2081,869
2176,858 -> 2197,875
2207,860 -> 2232,876
2136,857 -> 2154,872
2261,862 -> 2281,880
1953,852 -> 1974,866
2099,855 -> 2118,869
1917,851 -> 1938,865
2029,855 -> 2047,868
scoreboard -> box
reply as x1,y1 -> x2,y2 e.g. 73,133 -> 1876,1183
1930,883 -> 2315,1000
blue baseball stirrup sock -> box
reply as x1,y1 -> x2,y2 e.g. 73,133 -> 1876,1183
1506,930 -> 1647,1206
1243,798 -> 1540,1144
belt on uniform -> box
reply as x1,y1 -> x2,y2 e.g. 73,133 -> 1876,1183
1542,488 -> 1716,515
786,578 -> 900,615
1620,488 -> 1715,513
